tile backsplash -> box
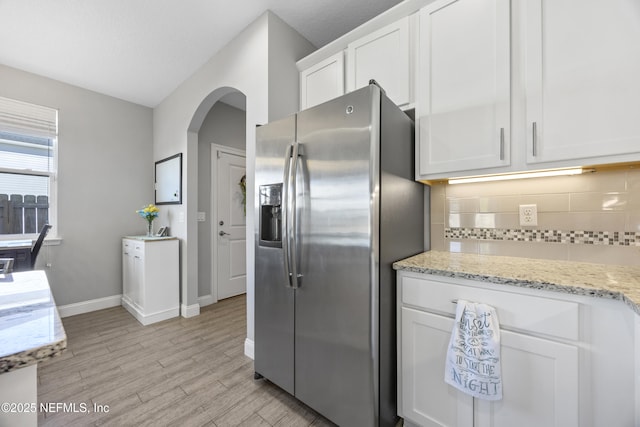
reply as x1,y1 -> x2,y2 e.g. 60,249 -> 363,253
430,166 -> 640,266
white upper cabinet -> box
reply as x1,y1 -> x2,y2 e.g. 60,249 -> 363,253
300,51 -> 345,110
417,0 -> 511,178
522,0 -> 640,165
346,17 -> 412,107
417,0 -> 640,180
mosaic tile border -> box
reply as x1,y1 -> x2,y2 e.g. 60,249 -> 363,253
445,228 -> 640,246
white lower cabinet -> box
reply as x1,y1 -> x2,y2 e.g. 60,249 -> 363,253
398,271 -> 637,427
474,330 -> 578,427
401,307 -> 578,427
401,308 -> 473,427
122,237 -> 179,325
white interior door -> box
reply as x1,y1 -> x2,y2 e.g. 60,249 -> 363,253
214,149 -> 246,300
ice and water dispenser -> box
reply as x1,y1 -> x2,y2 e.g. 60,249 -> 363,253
259,184 -> 282,248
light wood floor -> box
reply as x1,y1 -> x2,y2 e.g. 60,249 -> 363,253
37,295 -> 335,426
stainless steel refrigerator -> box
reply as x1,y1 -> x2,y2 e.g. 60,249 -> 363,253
255,82 -> 426,426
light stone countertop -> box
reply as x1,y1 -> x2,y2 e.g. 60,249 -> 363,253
0,270 -> 67,373
123,235 -> 177,241
393,251 -> 640,316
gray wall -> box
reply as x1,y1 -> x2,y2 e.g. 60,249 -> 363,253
268,13 -> 315,122
197,101 -> 246,298
0,64 -> 153,306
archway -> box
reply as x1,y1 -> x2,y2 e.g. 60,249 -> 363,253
188,87 -> 247,306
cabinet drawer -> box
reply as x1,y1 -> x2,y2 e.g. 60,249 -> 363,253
401,274 -> 579,341
132,243 -> 143,256
123,240 -> 144,258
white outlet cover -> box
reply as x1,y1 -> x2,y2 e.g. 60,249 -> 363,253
519,204 -> 538,226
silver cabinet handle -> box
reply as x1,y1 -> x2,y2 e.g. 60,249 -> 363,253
499,127 -> 505,161
532,121 -> 538,157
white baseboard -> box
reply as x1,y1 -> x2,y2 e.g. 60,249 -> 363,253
121,298 -> 179,325
181,302 -> 200,318
57,295 -> 122,318
244,338 -> 254,360
198,294 -> 217,307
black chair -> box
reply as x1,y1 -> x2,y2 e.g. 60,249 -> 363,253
30,224 -> 52,269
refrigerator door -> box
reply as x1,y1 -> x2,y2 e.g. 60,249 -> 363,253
294,85 -> 381,426
255,115 -> 296,395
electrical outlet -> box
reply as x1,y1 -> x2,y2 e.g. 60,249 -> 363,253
519,204 -> 538,226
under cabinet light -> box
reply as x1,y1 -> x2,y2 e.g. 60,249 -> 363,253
448,168 -> 592,185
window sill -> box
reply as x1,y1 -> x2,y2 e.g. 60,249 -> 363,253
43,237 -> 62,246
0,237 -> 62,248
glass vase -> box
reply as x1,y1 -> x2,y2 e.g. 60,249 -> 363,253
147,221 -> 153,237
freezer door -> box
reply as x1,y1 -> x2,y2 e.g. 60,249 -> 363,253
254,115 -> 296,395
294,85 -> 381,426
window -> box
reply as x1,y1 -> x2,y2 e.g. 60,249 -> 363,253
0,97 -> 57,237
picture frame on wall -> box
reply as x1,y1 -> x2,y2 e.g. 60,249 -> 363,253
155,153 -> 182,205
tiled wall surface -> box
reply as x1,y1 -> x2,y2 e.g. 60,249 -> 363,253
430,166 -> 640,266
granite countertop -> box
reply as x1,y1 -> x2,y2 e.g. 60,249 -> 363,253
394,251 -> 640,316
0,270 -> 67,373
123,235 -> 177,241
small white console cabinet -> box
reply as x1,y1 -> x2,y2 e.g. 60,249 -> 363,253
122,236 -> 179,325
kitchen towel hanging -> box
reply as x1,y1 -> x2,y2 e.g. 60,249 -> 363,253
444,299 -> 503,400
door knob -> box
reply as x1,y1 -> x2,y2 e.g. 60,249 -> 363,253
219,231 -> 230,236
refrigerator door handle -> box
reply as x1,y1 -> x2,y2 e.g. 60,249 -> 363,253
282,144 -> 294,288
283,142 -> 302,288
288,142 -> 301,289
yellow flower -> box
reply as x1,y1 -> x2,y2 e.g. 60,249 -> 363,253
136,204 -> 160,221
143,204 -> 159,214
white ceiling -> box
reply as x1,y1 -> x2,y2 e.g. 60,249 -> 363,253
0,0 -> 402,108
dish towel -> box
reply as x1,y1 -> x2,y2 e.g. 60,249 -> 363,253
444,299 -> 503,400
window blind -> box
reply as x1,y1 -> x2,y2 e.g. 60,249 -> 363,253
0,97 -> 57,174
0,96 -> 57,138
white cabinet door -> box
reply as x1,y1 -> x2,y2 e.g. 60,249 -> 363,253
417,0 -> 510,178
300,52 -> 344,110
122,240 -> 134,302
347,17 -> 411,107
401,307 -> 579,427
401,307 -> 473,427
523,0 -> 640,165
131,250 -> 144,309
475,330 -> 579,427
